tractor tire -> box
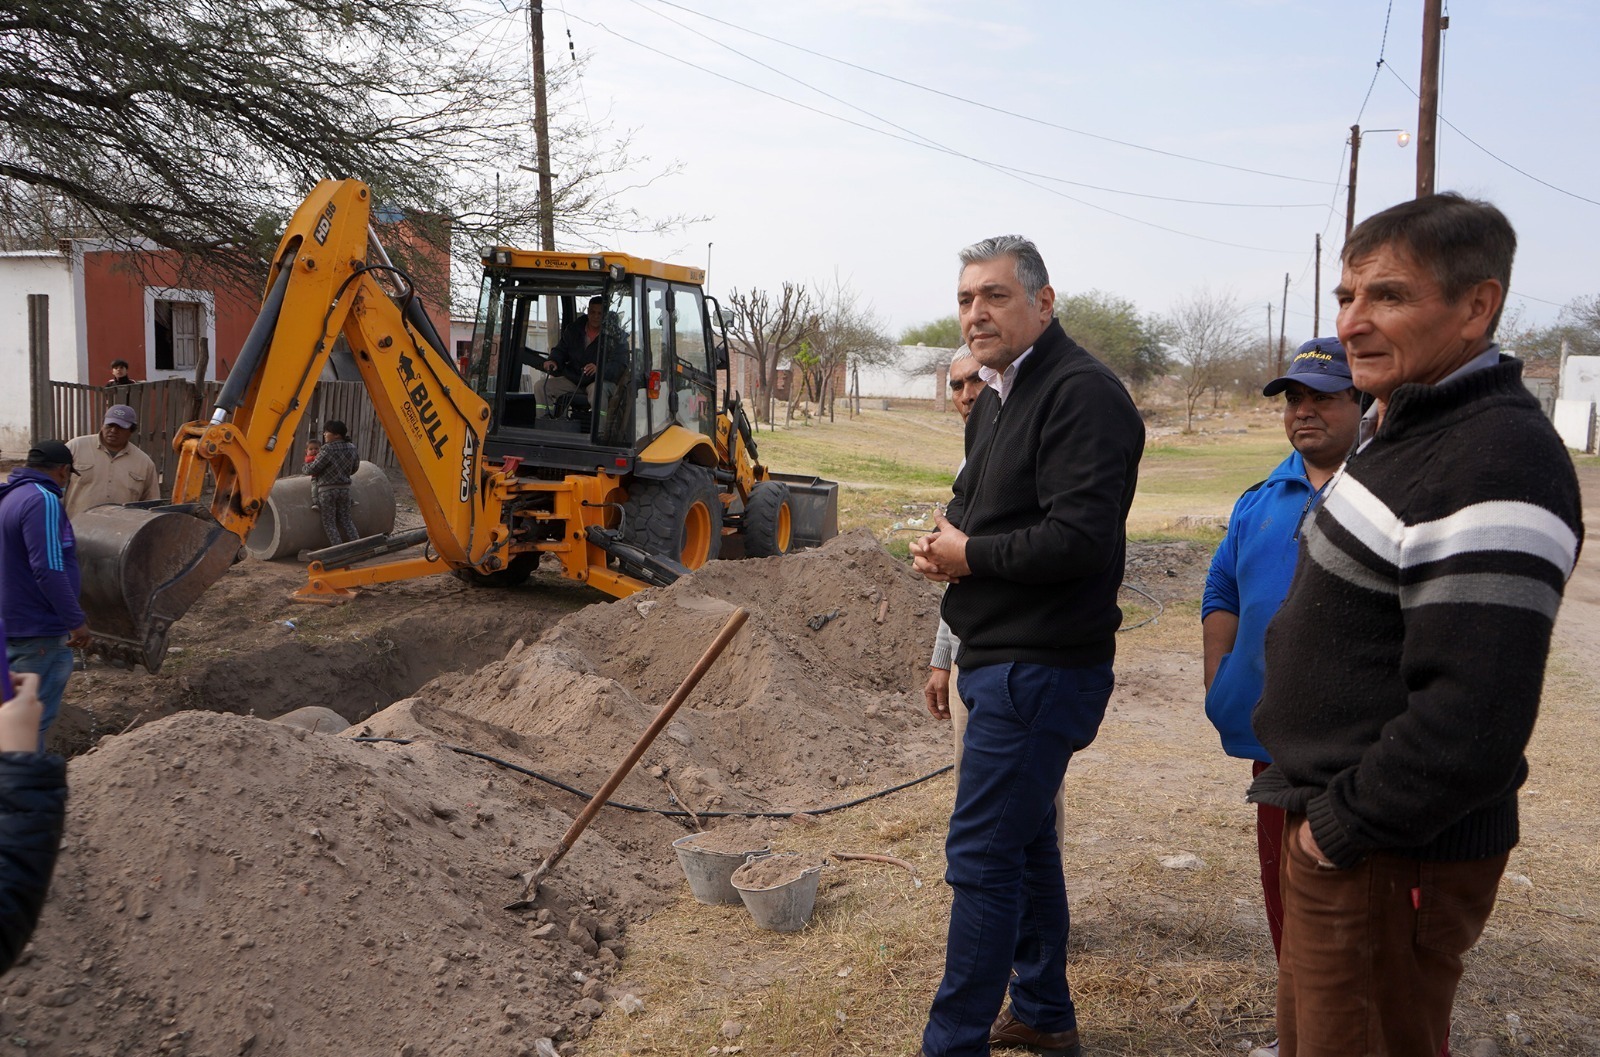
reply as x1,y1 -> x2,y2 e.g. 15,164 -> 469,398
622,463 -> 723,570
743,480 -> 794,557
453,552 -> 540,588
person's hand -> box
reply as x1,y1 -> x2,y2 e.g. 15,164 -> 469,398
911,515 -> 972,583
924,667 -> 951,719
0,673 -> 43,753
542,361 -> 557,373
1298,820 -> 1338,869
582,362 -> 597,378
66,624 -> 92,649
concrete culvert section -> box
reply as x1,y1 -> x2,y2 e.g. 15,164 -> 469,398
244,461 -> 396,560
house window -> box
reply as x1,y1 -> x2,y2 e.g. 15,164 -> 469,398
154,298 -> 202,371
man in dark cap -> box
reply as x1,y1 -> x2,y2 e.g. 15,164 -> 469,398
0,442 -> 92,748
1200,337 -> 1362,1057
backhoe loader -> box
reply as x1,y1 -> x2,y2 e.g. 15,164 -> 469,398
72,179 -> 836,673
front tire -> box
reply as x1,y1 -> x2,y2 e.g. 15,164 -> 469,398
743,480 -> 793,557
622,463 -> 723,570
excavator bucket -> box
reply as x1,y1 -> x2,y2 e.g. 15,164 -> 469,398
768,473 -> 840,549
74,504 -> 243,673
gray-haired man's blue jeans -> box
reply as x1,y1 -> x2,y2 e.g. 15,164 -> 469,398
920,659 -> 1113,1057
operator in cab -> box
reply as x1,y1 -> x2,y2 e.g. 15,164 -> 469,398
532,296 -> 628,410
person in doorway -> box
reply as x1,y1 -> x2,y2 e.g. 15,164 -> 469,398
909,235 -> 1144,1057
924,346 -> 1069,863
106,360 -> 131,387
0,657 -> 68,976
64,404 -> 161,520
0,442 -> 91,749
1249,194 -> 1583,1057
302,421 -> 361,547
1200,337 -> 1362,1057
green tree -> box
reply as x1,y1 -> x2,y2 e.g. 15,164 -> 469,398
1055,290 -> 1167,385
900,316 -> 963,350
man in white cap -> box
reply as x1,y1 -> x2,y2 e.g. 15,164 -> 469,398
65,404 -> 161,520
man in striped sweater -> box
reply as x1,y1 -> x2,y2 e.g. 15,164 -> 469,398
1248,194 -> 1583,1056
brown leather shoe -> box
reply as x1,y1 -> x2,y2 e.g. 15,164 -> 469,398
989,1007 -> 1082,1057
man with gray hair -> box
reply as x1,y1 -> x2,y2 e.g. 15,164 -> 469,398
1249,194 -> 1582,1056
911,236 -> 1144,1057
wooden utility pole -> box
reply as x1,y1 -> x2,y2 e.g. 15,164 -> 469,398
1278,272 -> 1290,374
1417,0 -> 1445,197
1266,303 -> 1274,375
1313,234 -> 1322,337
530,1 -> 556,251
1345,125 -> 1362,241
27,295 -> 51,439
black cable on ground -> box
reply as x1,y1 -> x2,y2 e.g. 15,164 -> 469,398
351,736 -> 952,820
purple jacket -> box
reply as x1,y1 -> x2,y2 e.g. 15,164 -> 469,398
0,469 -> 85,639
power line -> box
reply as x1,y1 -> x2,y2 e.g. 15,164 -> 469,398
636,0 -> 1336,187
620,0 -> 1325,210
563,11 -> 1299,253
1353,0 -> 1396,125
1383,65 -> 1600,208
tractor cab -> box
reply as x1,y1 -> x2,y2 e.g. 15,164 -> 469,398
466,249 -> 721,476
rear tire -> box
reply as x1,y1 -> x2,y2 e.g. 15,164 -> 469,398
454,552 -> 539,588
743,480 -> 793,557
622,463 -> 723,570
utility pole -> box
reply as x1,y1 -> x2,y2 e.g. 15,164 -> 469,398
1345,125 -> 1362,241
1278,272 -> 1290,374
1266,303 -> 1274,375
1313,234 -> 1322,337
1417,0 -> 1445,197
530,0 -> 555,252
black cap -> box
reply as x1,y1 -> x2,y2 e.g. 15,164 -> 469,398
27,440 -> 80,475
1262,337 -> 1354,397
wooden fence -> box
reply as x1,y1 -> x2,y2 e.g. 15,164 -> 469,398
50,379 -> 397,491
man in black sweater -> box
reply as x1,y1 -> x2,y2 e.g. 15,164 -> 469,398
910,236 -> 1144,1057
1248,195 -> 1583,1057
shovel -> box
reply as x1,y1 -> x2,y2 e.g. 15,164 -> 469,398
505,606 -> 749,911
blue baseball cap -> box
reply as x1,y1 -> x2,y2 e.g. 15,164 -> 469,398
1263,337 -> 1353,396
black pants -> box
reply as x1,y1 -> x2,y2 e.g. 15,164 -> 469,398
317,487 -> 360,546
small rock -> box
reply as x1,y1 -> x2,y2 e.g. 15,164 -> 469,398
1504,873 -> 1532,889
574,998 -> 604,1018
720,1020 -> 744,1039
1460,1039 -> 1500,1057
534,1040 -> 559,1057
527,923 -> 557,939
617,993 -> 645,1015
664,723 -> 694,747
1159,852 -> 1205,870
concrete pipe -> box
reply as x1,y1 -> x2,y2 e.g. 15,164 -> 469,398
244,461 -> 396,561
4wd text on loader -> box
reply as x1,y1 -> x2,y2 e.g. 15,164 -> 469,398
72,179 -> 837,673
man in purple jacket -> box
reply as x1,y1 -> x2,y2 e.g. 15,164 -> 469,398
0,442 -> 92,749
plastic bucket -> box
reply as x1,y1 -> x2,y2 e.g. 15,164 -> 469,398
731,854 -> 824,932
672,834 -> 771,905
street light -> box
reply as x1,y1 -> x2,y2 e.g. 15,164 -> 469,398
1346,124 -> 1412,240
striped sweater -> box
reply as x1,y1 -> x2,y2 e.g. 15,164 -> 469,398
1248,358 -> 1583,868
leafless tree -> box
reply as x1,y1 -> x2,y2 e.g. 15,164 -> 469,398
0,1 -> 695,299
1164,289 -> 1253,431
804,277 -> 896,421
725,283 -> 813,426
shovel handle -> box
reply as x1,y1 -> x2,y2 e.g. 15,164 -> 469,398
551,606 -> 749,859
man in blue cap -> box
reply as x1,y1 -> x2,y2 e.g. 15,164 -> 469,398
1199,337 -> 1361,1057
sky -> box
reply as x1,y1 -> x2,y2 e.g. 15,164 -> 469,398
487,1 -> 1598,344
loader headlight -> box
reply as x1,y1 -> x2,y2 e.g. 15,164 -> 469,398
587,256 -> 604,271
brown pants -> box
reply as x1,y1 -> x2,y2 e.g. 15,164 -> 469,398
1278,815 -> 1505,1057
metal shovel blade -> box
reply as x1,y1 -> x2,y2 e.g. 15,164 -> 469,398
74,503 -> 242,673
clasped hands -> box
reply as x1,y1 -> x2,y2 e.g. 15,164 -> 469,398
910,514 -> 971,583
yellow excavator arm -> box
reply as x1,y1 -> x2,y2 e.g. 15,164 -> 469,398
169,180 -> 505,566
75,180 -> 514,671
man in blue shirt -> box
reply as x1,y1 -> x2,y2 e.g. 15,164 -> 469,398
1200,338 -> 1360,1057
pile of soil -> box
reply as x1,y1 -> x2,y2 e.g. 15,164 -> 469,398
730,853 -> 828,890
6,532 -> 953,1055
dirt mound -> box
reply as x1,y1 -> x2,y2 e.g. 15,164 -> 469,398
391,531 -> 950,817
11,712 -> 667,1056
8,532 -> 953,1056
